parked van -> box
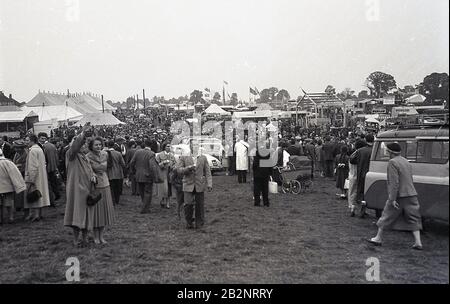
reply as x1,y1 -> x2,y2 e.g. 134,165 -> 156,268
364,126 -> 449,222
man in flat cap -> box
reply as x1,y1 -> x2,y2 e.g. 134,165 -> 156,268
367,142 -> 423,250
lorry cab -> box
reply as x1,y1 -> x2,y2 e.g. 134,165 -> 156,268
364,125 -> 449,222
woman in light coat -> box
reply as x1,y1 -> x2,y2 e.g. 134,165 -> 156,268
24,134 -> 50,222
64,126 -> 97,247
0,148 -> 26,223
234,138 -> 250,183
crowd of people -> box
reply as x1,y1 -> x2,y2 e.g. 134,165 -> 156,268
0,113 -> 423,250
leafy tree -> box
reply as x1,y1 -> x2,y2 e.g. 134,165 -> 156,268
276,89 -> 290,102
420,72 -> 449,103
357,90 -> 369,99
259,87 -> 279,103
365,71 -> 397,98
325,85 -> 336,95
338,88 -> 355,100
189,90 -> 204,104
212,92 -> 222,104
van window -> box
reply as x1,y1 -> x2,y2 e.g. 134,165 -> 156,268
375,141 -> 408,161
417,141 -> 449,164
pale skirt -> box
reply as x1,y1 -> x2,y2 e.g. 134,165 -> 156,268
86,186 -> 115,230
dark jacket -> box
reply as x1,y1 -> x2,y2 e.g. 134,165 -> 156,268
322,142 -> 335,161
252,150 -> 272,178
129,148 -> 156,183
106,149 -> 125,180
1,142 -> 13,160
43,142 -> 59,173
350,144 -> 373,196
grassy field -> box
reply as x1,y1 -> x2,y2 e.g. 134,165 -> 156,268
0,174 -> 448,284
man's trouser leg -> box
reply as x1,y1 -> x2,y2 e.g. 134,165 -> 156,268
253,178 -> 261,206
261,176 -> 270,206
184,191 -> 195,227
139,182 -> 153,213
194,192 -> 205,228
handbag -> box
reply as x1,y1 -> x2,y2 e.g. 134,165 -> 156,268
26,184 -> 42,203
268,176 -> 278,194
87,183 -> 102,207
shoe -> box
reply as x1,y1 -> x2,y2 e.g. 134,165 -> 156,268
412,244 -> 423,251
30,217 -> 41,222
366,238 -> 382,246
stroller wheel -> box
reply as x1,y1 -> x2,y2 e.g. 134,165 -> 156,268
281,181 -> 291,194
291,180 -> 302,194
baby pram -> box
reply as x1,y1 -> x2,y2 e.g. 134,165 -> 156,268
277,155 -> 313,194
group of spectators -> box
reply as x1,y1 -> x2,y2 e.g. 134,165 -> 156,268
0,111 -> 424,249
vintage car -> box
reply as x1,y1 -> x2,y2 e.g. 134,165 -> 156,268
175,136 -> 225,161
171,140 -> 224,173
364,125 -> 449,222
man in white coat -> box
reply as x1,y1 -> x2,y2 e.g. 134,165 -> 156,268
24,134 -> 50,222
234,136 -> 250,184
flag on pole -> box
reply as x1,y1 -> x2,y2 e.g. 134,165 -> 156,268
222,86 -> 226,104
254,87 -> 260,95
223,80 -> 229,85
249,87 -> 258,95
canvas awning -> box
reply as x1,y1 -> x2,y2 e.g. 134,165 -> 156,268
74,112 -> 125,126
0,109 -> 38,122
204,104 -> 231,115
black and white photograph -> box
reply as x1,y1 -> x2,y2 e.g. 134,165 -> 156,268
0,0 -> 448,289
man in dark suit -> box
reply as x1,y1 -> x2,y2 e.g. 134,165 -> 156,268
252,141 -> 274,207
350,134 -> 374,218
322,136 -> 335,178
0,136 -> 13,160
106,140 -> 126,205
129,139 -> 157,214
125,140 -> 138,195
38,132 -> 60,205
176,141 -> 212,229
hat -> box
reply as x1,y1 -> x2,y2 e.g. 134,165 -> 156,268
386,142 -> 401,154
13,139 -> 26,148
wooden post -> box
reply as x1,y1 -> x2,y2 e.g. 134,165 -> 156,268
101,95 -> 105,113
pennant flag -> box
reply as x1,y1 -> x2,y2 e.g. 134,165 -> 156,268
254,87 -> 260,95
205,88 -> 211,92
249,87 -> 258,95
223,80 -> 229,85
223,86 -> 226,104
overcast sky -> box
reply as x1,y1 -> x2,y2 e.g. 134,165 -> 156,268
0,0 -> 449,102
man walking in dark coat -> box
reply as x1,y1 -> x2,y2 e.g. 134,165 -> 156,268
322,136 -> 335,178
129,139 -> 157,214
350,134 -> 374,218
